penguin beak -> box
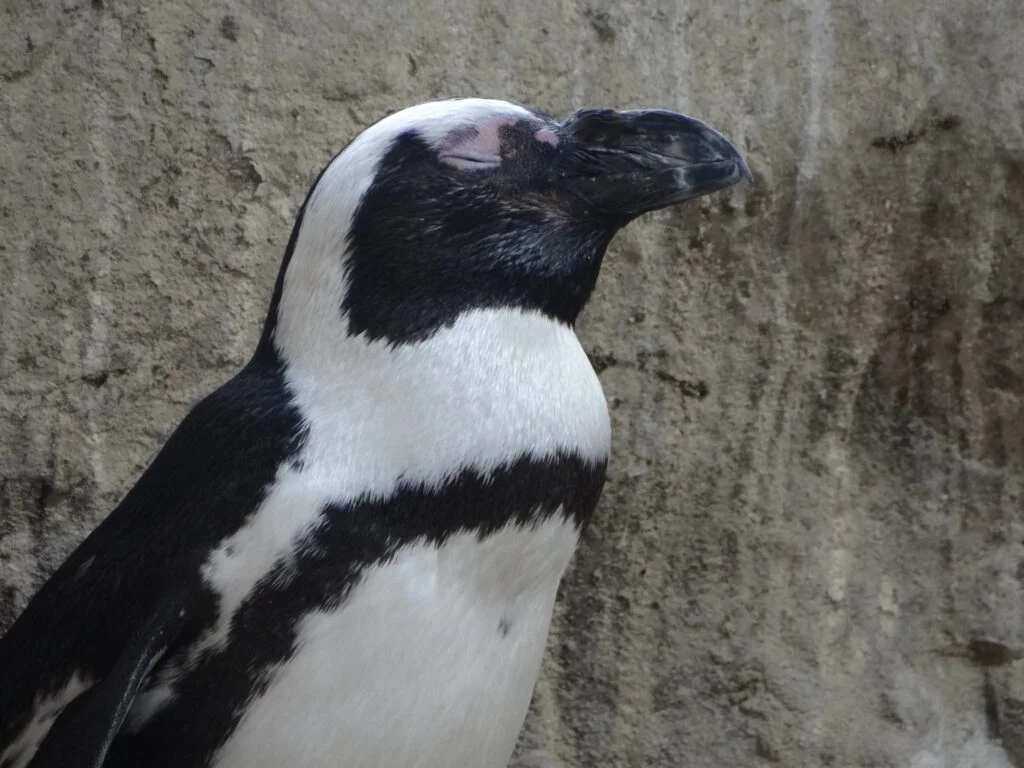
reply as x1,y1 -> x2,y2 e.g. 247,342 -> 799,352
551,108 -> 752,220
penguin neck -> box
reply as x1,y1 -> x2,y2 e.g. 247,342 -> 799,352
261,234 -> 610,492
250,152 -> 611,484
253,137 -> 379,363
273,303 -> 610,496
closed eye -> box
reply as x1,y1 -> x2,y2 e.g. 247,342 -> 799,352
439,152 -> 502,171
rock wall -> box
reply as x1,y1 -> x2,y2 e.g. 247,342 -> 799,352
2,1 -> 1022,765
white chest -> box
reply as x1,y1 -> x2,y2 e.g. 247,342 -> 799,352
210,517 -> 579,768
127,308 -> 610,760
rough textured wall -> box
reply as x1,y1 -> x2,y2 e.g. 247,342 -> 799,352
1,1 -> 1022,766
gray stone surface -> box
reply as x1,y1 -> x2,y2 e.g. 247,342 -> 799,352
2,0 -> 1022,765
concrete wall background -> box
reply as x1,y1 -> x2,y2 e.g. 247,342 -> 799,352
2,1 -> 1022,765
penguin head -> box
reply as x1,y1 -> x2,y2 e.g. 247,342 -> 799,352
265,98 -> 749,351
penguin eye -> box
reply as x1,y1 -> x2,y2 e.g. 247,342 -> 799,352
438,151 -> 502,171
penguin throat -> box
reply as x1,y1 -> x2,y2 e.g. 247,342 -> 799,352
339,232 -> 611,345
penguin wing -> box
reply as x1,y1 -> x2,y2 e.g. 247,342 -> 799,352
0,363 -> 300,765
26,589 -> 193,768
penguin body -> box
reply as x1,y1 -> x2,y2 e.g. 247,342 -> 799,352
0,98 -> 749,768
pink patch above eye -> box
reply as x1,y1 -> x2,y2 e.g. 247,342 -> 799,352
439,116 -> 517,170
534,128 -> 559,147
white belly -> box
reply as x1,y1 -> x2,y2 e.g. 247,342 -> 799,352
210,516 -> 579,768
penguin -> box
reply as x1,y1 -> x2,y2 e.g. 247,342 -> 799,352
0,98 -> 750,768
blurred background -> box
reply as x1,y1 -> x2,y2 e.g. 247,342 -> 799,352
1,1 -> 1022,765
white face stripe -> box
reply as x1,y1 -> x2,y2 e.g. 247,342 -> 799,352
339,98 -> 534,157
274,98 -> 537,367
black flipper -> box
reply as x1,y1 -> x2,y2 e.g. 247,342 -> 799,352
27,590 -> 192,768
